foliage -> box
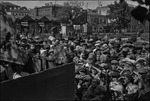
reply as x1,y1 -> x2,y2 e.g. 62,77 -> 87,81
108,0 -> 131,32
56,0 -> 84,25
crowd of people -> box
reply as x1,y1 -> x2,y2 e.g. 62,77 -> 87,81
0,31 -> 150,101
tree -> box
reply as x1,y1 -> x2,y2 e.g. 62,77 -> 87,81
56,0 -> 87,37
108,0 -> 131,33
56,0 -> 85,25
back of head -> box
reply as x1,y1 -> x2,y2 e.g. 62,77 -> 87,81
6,32 -> 11,40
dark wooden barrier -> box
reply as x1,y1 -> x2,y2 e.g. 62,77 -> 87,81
0,62 -> 75,100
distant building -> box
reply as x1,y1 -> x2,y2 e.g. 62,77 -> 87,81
96,4 -> 149,33
1,2 -> 20,11
84,8 -> 108,34
29,2 -> 64,17
1,2 -> 30,18
87,13 -> 108,33
96,6 -> 109,15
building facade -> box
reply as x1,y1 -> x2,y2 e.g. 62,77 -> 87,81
29,2 -> 64,17
87,13 -> 108,33
84,8 -> 108,34
96,4 -> 149,33
1,2 -> 30,18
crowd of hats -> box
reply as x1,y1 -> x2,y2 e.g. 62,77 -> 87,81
0,32 -> 150,100
72,35 -> 149,100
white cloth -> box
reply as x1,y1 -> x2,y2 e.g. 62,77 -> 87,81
48,36 -> 55,41
40,49 -> 46,55
110,81 -> 123,93
13,73 -> 21,79
126,83 -> 139,94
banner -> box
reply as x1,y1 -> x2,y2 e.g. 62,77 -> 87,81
0,12 -> 16,43
0,62 -> 75,100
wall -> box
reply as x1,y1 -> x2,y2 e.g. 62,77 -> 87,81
38,7 -> 53,17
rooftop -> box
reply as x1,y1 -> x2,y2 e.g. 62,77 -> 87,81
36,4 -> 64,9
7,9 -> 30,13
20,15 -> 58,22
1,2 -> 20,7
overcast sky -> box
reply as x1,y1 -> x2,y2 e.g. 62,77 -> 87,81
2,0 -> 138,9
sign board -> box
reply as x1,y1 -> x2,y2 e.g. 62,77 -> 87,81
38,22 -> 44,27
21,22 -> 28,26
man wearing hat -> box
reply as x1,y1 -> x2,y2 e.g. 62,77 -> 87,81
109,69 -> 124,100
135,58 -> 148,72
100,47 -> 109,64
120,58 -> 135,73
82,78 -> 100,100
111,60 -> 120,70
85,52 -> 95,72
119,70 -> 134,94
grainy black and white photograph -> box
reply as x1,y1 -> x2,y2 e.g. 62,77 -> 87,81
0,0 -> 150,100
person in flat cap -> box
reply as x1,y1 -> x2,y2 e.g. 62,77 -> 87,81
120,70 -> 133,87
109,70 -> 120,80
86,85 -> 107,100
82,78 -> 100,100
85,53 -> 95,71
76,68 -> 89,79
100,50 -> 109,64
111,60 -> 119,70
135,58 -> 149,74
120,58 -> 135,72
94,49 -> 101,66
